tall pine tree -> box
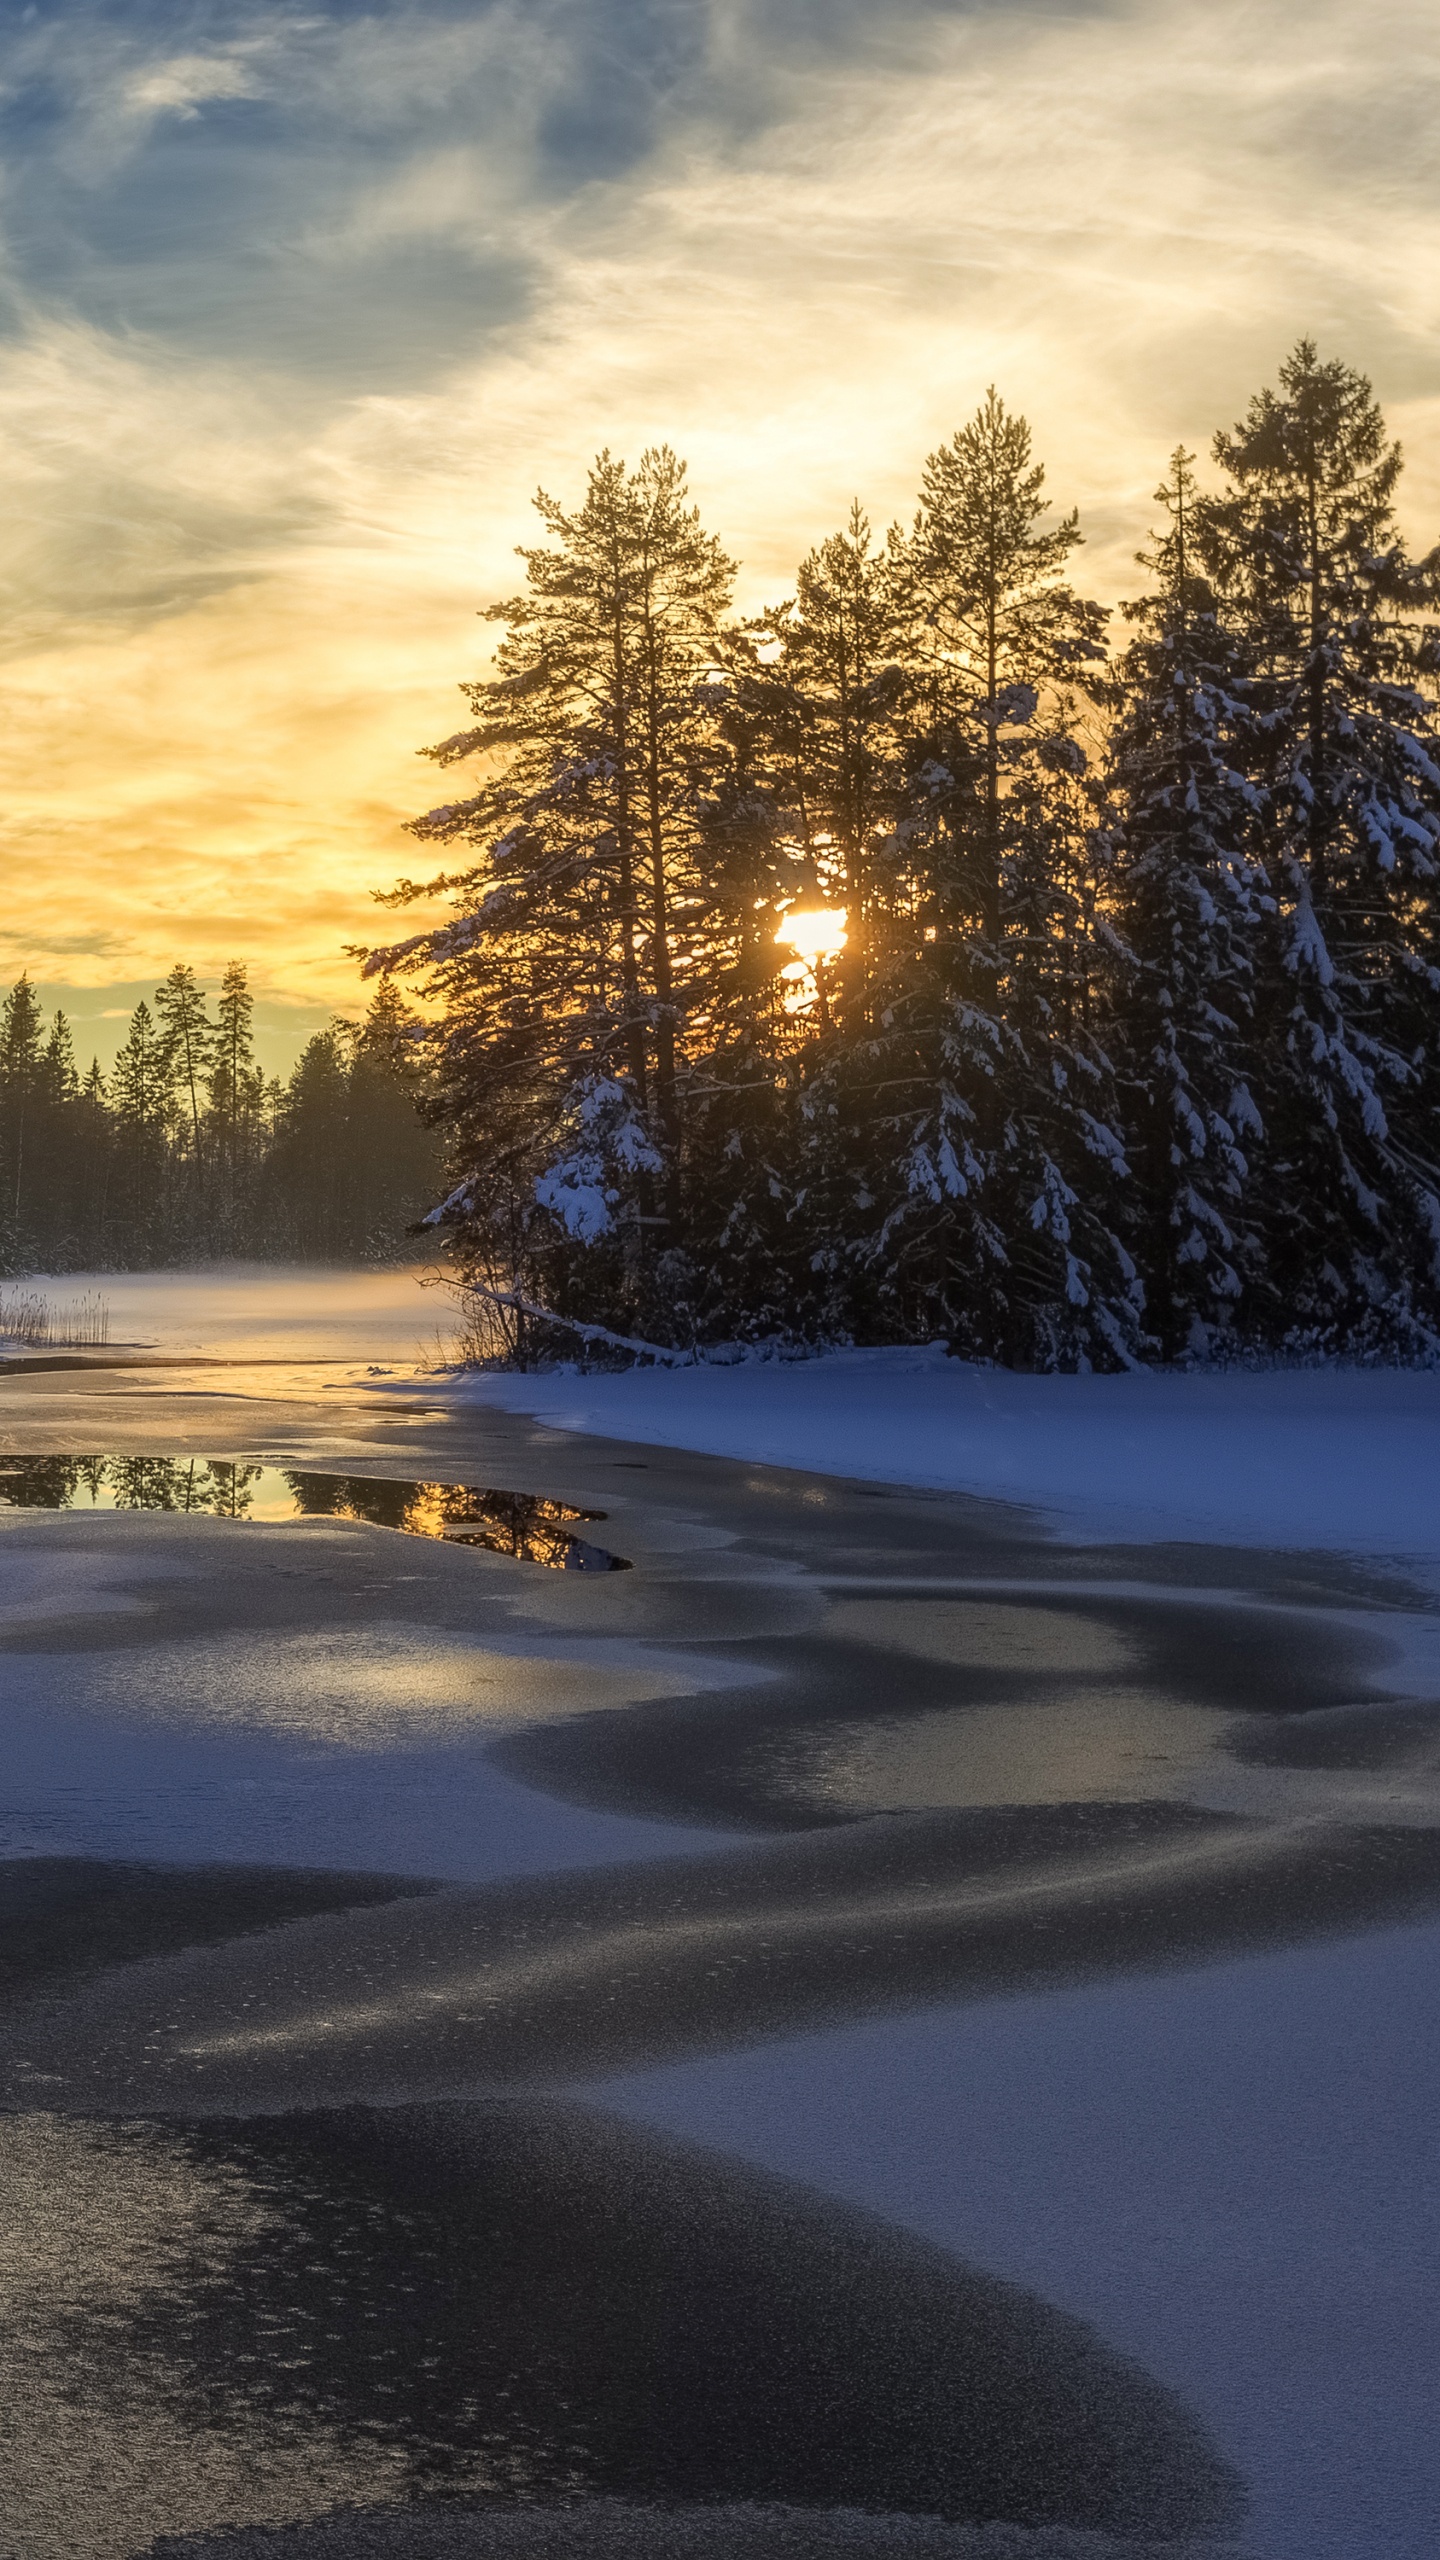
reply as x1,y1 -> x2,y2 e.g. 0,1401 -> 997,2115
1108,449 -> 1264,1358
368,448 -> 735,1339
156,964 -> 214,1174
855,392 -> 1135,1365
207,962 -> 264,1246
0,977 -> 47,1271
1197,342 -> 1440,1349
109,999 -> 172,1260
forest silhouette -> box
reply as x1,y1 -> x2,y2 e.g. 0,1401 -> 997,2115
370,343 -> 1440,1366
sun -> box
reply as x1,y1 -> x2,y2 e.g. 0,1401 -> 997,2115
775,906 -> 848,968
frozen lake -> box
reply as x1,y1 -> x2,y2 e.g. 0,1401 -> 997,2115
1,1267 -> 1437,2559
12,1262 -> 450,1365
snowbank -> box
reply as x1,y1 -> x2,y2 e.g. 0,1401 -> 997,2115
392,1350 -> 1440,1561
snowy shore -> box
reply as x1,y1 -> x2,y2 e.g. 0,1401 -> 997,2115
377,1349 -> 1440,1564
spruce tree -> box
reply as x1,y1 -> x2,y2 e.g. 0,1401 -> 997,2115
0,977 -> 47,1270
1108,450 -> 1264,1358
855,393 -> 1135,1365
207,961 -> 264,1246
673,506 -> 914,1343
76,1059 -> 114,1266
349,983 -> 444,1256
30,1012 -> 82,1266
740,505 -> 912,1011
110,1000 -> 172,1260
262,988 -> 441,1262
368,448 -> 735,1337
265,1023 -> 354,1258
155,964 -> 214,1174
1197,342 -> 1440,1348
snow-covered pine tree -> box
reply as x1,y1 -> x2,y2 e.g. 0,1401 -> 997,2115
988,701 -> 1141,1369
1107,448 -> 1264,1360
739,505 -> 912,1018
366,449 -> 734,1343
1196,343 -> 1440,1350
682,505 -> 917,1342
858,391 -> 1136,1365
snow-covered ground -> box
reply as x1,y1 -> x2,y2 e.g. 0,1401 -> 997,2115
392,1347 -> 1440,1563
592,1916 -> 1440,2560
22,1274 -> 1440,1568
4,1276 -> 1438,2554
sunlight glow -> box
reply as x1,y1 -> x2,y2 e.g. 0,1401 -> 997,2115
1,2 -> 1433,1020
776,907 -> 849,968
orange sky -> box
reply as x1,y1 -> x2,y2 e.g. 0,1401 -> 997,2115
3,0 -> 1437,1070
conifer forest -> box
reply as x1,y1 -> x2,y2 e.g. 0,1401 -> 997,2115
370,343 -> 1440,1368
12,341 -> 1440,1363
0,965 -> 443,1273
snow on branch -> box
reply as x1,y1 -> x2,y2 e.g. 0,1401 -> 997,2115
458,1281 -> 698,1366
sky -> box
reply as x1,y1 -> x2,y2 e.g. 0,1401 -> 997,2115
1,0 -> 1438,1074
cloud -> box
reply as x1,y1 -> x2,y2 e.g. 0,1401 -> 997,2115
0,0 -> 1435,1030
120,48 -> 269,121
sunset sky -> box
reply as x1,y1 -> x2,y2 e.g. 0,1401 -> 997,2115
2,0 -> 1437,1074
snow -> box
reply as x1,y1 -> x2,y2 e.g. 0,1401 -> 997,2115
590,1916 -> 1440,2560
389,1349 -> 1440,1562
6,1273 -> 1438,2552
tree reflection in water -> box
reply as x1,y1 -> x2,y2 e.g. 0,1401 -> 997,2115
0,1458 -> 630,1570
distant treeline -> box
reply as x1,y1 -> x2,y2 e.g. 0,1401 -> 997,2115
0,963 -> 444,1273
374,342 -> 1440,1366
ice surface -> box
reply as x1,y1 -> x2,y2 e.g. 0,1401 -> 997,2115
0,1625 -> 737,1881
590,1917 -> 1440,2560
406,1349 -> 1440,1561
17,1265 -> 446,1365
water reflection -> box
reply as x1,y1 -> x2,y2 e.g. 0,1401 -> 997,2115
0,1453 -> 262,1515
0,1457 -> 630,1572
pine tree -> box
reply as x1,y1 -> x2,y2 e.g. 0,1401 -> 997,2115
155,964 -> 213,1173
76,1058 -> 114,1265
0,977 -> 47,1269
367,448 -> 735,1337
208,961 -> 257,1134
1197,342 -> 1440,1348
265,1023 -> 354,1258
911,388 -> 1107,942
738,505 -> 912,1013
1108,450 -> 1264,1358
348,983 -> 445,1256
663,506 -> 912,1343
207,961 -> 264,1245
110,1000 -> 172,1259
851,393 -> 1135,1365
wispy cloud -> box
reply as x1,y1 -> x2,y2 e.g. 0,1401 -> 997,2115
120,47 -> 269,122
0,0 -> 1436,1021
